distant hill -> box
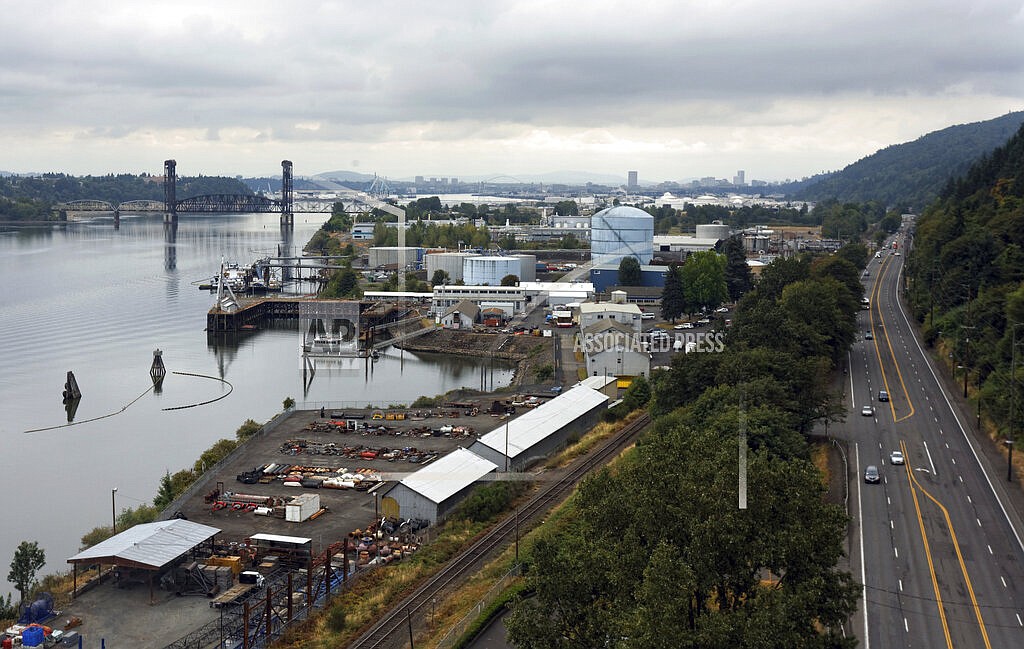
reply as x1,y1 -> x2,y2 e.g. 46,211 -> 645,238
795,111 -> 1024,210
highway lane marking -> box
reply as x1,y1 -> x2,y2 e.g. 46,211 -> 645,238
869,257 -> 916,422
967,495 -> 972,504
895,546 -> 899,558
1001,576 -> 1007,588
855,442 -> 870,649
899,579 -> 903,591
1017,613 -> 1022,626
952,457 -> 956,465
900,440 -> 953,649
904,440 -> 992,649
891,520 -> 894,529
959,475 -> 964,483
895,274 -> 1024,557
978,518 -> 982,527
988,545 -> 993,555
924,441 -> 937,476
904,618 -> 909,633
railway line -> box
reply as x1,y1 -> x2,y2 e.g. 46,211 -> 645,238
347,411 -> 652,649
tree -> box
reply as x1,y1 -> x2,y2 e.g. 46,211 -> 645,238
8,541 -> 46,603
618,256 -> 642,286
553,200 -> 579,216
722,235 -> 752,301
431,269 -> 450,286
660,265 -> 685,323
501,274 -> 519,286
680,250 -> 728,315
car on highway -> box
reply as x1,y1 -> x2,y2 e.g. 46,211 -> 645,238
890,450 -> 905,465
864,331 -> 873,340
878,390 -> 889,402
861,405 -> 875,416
864,465 -> 880,484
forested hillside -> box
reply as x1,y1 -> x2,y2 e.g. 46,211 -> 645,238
906,120 -> 1024,453
797,111 -> 1024,211
0,173 -> 251,220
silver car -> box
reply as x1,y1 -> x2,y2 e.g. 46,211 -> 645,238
864,465 -> 880,484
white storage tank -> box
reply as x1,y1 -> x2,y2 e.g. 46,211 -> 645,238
591,206 -> 653,266
425,252 -> 478,282
695,222 -> 731,241
369,246 -> 421,269
285,493 -> 321,523
463,256 -> 535,285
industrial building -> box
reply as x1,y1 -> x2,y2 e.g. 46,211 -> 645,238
67,520 -> 220,601
380,447 -> 498,524
432,285 -> 526,316
652,235 -> 721,255
582,320 -> 652,380
590,206 -> 654,266
440,300 -> 480,329
589,263 -> 670,293
468,385 -> 609,471
577,302 -> 644,332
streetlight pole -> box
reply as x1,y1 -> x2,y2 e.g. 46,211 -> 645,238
111,487 -> 118,534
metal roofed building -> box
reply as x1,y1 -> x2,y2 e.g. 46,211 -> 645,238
380,447 -> 499,524
67,519 -> 220,599
468,385 -> 609,472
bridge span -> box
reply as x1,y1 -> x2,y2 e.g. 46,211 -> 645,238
54,160 -> 405,230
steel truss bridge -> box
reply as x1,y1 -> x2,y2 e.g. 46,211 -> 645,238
55,160 -> 402,228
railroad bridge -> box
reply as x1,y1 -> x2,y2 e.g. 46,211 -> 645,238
54,160 -> 371,228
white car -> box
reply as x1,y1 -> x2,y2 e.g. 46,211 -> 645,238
861,405 -> 874,417
890,451 -> 905,465
674,322 -> 694,329
640,312 -> 655,320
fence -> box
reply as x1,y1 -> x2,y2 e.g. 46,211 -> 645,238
433,564 -> 521,649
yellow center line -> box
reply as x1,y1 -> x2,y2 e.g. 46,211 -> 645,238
903,441 -> 992,648
900,439 -> 954,648
868,256 -> 916,422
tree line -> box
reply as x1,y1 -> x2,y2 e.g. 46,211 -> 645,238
505,245 -> 866,647
906,120 -> 1024,447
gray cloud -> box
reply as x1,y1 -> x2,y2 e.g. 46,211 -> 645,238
1,0 -> 1022,180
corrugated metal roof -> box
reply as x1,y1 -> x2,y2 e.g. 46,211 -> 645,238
577,375 -> 617,391
476,386 -> 608,460
400,447 -> 498,504
67,520 -> 220,569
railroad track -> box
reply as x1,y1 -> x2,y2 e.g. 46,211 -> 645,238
347,411 -> 652,649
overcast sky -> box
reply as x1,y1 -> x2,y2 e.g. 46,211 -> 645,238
2,0 -> 1022,183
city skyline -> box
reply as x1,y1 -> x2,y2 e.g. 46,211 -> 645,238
1,1 -> 1022,181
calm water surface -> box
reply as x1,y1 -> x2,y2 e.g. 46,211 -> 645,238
0,214 -> 512,594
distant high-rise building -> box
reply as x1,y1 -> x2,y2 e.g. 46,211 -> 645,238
627,170 -> 638,189
415,176 -> 424,185
733,170 -> 746,186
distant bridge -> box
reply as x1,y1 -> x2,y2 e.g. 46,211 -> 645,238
55,159 -> 405,230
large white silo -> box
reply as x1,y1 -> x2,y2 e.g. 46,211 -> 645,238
590,206 -> 654,266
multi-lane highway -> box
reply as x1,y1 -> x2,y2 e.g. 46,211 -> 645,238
846,233 -> 1024,648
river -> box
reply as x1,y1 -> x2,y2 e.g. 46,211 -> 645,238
0,213 -> 513,597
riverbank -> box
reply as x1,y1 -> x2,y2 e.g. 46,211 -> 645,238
396,329 -> 555,389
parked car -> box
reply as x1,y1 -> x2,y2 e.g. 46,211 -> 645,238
864,465 -> 880,483
640,312 -> 655,320
674,322 -> 694,330
890,450 -> 905,465
716,307 -> 729,313
696,318 -> 711,326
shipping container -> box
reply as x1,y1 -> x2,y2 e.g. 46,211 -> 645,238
285,493 -> 321,523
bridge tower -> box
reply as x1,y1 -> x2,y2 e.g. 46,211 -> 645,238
281,160 -> 294,228
164,159 -> 177,225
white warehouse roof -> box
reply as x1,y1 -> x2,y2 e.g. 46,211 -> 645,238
475,386 -> 608,459
68,519 -> 220,569
400,447 -> 498,504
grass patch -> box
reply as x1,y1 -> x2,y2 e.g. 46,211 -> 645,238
810,441 -> 831,487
